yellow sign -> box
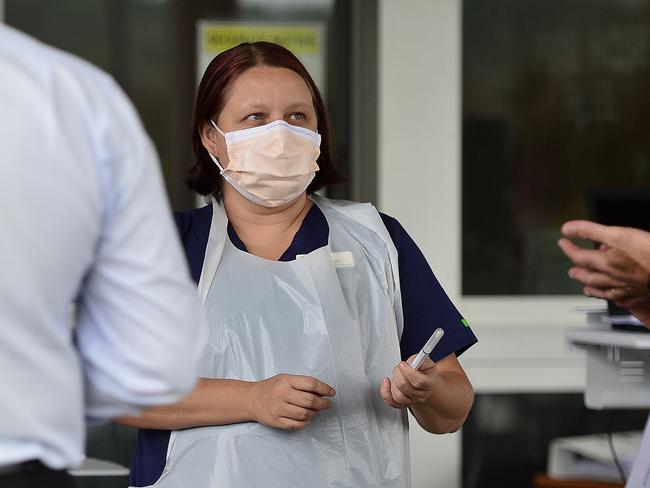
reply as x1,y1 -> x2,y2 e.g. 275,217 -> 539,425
197,21 -> 326,92
202,25 -> 320,55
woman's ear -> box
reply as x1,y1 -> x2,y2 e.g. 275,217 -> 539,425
199,120 -> 224,161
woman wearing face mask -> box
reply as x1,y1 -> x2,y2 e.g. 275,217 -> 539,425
120,42 -> 477,488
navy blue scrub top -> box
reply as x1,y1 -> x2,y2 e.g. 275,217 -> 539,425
130,202 -> 477,487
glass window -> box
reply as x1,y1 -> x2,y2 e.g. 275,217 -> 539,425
5,0 -> 181,203
462,0 -> 650,295
5,0 -> 369,209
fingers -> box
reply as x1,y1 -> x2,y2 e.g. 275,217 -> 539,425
559,240 -> 637,282
582,286 -> 613,300
390,380 -> 414,407
290,375 -> 335,397
583,285 -> 635,303
392,361 -> 435,404
380,359 -> 438,411
561,220 -> 622,247
567,267 -> 626,289
277,417 -> 311,430
287,390 -> 332,412
618,295 -> 650,308
280,403 -> 319,423
558,238 -> 610,272
380,377 -> 404,409
406,354 -> 435,372
583,284 -> 650,305
253,375 -> 335,431
561,225 -> 650,288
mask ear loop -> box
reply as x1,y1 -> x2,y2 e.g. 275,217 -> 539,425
210,118 -> 226,137
207,118 -> 226,172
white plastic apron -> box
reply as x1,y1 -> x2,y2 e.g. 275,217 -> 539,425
144,196 -> 410,487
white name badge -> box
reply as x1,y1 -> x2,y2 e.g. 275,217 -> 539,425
296,251 -> 354,268
330,251 -> 354,268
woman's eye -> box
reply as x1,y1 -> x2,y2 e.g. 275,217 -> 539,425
246,113 -> 263,121
288,112 -> 306,120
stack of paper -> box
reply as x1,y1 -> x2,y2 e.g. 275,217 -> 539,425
548,432 -> 641,482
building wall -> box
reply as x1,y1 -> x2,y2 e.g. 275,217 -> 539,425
378,3 -> 464,486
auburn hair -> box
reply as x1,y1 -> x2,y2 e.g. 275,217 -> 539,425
186,41 -> 345,196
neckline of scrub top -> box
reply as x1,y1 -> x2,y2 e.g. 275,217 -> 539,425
226,201 -> 329,262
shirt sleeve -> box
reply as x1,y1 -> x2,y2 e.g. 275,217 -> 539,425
380,213 -> 477,362
74,74 -> 204,419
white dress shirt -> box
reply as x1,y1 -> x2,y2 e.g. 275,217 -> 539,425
0,25 -> 204,469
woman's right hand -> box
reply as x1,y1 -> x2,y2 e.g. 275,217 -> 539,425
247,374 -> 336,430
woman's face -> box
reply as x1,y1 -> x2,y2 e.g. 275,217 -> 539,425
201,66 -> 318,168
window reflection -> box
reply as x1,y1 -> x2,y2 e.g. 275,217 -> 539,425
462,0 -> 650,295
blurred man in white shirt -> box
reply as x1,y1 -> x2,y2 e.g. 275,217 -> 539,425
0,24 -> 204,487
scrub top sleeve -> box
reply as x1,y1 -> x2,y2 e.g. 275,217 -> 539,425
173,205 -> 213,284
173,210 -> 190,237
379,213 -> 478,362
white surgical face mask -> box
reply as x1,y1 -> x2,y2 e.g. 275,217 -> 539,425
208,119 -> 320,208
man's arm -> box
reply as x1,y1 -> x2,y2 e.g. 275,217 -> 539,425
76,75 -> 204,419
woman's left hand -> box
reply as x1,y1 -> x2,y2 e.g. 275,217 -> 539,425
380,356 -> 438,409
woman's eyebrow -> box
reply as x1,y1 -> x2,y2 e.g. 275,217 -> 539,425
285,101 -> 313,111
237,102 -> 270,113
235,101 -> 313,113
